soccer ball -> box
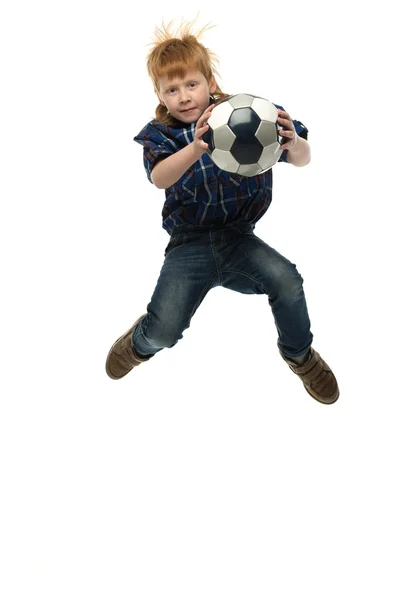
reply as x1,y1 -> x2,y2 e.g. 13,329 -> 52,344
203,94 -> 284,176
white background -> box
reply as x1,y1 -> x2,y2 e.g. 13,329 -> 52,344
1,1 -> 399,598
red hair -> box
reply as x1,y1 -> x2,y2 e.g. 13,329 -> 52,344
146,18 -> 229,125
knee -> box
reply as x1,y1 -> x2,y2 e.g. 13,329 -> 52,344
273,264 -> 304,300
145,314 -> 185,348
149,330 -> 181,349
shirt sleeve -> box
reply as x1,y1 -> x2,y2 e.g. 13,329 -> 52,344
133,121 -> 179,183
273,103 -> 309,163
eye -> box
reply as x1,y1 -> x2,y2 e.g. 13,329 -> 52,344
168,88 -> 176,94
188,82 -> 197,88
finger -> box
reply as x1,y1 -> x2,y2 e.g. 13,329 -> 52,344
196,122 -> 208,132
278,115 -> 292,127
279,129 -> 294,138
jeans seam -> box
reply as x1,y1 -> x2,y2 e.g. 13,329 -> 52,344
220,268 -> 267,291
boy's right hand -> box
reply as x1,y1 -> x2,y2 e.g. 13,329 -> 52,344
193,104 -> 215,154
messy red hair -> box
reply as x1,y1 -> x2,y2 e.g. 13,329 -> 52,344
146,18 -> 229,125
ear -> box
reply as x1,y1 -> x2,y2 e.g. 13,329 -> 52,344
209,76 -> 217,94
155,87 -> 165,106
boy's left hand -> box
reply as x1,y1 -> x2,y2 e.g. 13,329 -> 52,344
277,109 -> 298,151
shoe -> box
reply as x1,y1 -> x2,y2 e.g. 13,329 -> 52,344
280,347 -> 339,404
106,314 -> 153,380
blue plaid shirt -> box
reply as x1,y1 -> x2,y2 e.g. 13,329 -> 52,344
134,102 -> 308,235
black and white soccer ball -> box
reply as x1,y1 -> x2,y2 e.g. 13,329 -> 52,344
203,94 -> 284,176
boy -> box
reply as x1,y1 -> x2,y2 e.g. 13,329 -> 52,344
105,21 -> 339,404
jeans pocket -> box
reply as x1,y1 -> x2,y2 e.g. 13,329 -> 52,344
164,233 -> 187,257
230,221 -> 255,236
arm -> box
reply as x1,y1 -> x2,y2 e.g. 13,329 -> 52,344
151,104 -> 215,189
151,143 -> 204,189
277,109 -> 310,167
286,136 -> 311,167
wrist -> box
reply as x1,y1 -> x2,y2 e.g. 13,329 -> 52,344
191,141 -> 207,159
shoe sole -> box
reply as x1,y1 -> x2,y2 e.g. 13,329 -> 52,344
303,383 -> 339,404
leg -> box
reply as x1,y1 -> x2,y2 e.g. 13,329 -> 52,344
132,231 -> 220,357
219,227 -> 313,359
218,226 -> 338,403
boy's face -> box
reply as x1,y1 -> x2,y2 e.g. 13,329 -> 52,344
157,68 -> 217,124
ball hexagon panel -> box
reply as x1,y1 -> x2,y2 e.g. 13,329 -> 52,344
255,120 -> 278,147
229,94 -> 255,109
210,149 -> 240,173
213,124 -> 236,152
208,101 -> 234,130
251,97 -> 278,122
237,162 -> 263,176
259,142 -> 283,171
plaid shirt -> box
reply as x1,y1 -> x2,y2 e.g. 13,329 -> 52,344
134,101 -> 308,235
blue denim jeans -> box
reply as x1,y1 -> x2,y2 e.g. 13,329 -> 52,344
132,221 -> 313,359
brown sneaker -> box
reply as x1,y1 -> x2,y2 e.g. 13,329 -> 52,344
106,314 -> 153,380
280,347 -> 339,404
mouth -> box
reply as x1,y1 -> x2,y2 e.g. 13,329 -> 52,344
180,108 -> 196,114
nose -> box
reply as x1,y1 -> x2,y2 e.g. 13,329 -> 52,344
179,89 -> 190,103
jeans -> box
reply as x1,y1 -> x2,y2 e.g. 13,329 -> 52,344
132,221 -> 313,359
